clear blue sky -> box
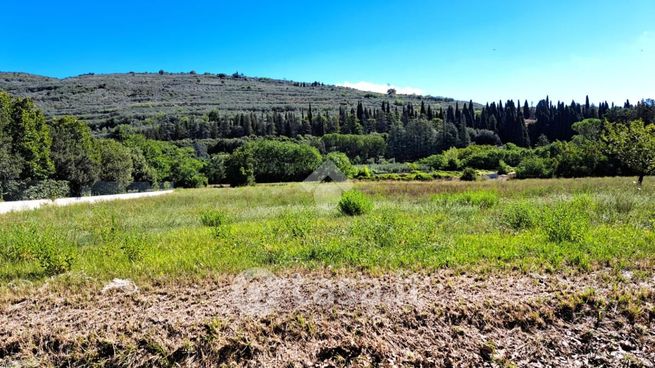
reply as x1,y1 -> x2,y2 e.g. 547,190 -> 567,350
2,0 -> 654,104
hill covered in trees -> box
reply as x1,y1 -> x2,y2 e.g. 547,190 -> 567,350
0,71 -> 468,131
1,70 -> 654,202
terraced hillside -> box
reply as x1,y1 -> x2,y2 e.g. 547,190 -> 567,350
0,72 -> 468,128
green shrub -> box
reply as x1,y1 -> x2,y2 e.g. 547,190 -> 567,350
200,210 -> 227,227
413,171 -> 433,181
33,231 -> 75,276
460,167 -> 477,181
321,134 -> 387,162
204,154 -> 228,184
443,148 -> 461,170
500,201 -> 538,231
516,157 -> 554,179
36,246 -> 74,276
418,154 -> 446,170
246,140 -> 322,182
0,224 -> 75,276
354,166 -> 372,179
325,152 -> 355,178
542,196 -> 591,243
0,226 -> 36,263
200,210 -> 229,237
20,180 -> 70,200
497,160 -> 511,175
338,190 -> 373,216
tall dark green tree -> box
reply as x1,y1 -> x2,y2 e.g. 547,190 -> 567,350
8,97 -> 54,180
49,116 -> 100,196
96,139 -> 134,192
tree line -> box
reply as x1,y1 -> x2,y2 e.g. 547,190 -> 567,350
1,88 -> 654,201
0,91 -> 207,200
137,97 -> 654,157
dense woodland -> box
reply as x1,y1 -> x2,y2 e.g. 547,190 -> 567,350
1,87 -> 654,201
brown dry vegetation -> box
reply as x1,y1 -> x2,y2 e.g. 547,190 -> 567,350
1,269 -> 654,367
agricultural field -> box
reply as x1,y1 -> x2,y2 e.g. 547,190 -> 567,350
1,177 -> 654,367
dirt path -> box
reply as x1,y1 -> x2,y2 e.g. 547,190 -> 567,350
0,190 -> 173,215
1,270 -> 654,367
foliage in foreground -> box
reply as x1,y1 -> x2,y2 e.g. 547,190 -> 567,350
1,178 -> 655,285
338,190 -> 373,216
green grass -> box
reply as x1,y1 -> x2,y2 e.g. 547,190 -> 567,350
1,177 -> 655,286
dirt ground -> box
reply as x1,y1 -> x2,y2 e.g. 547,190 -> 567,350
1,269 -> 654,367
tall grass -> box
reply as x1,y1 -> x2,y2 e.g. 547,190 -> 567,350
0,177 -> 654,286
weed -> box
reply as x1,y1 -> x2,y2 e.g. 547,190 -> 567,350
276,210 -> 315,238
200,210 -> 229,237
338,190 -> 373,216
0,225 -> 37,263
200,210 -> 227,227
500,201 -> 538,231
34,232 -> 75,276
120,233 -> 145,262
542,195 -> 591,243
460,167 -> 477,181
434,190 -> 499,209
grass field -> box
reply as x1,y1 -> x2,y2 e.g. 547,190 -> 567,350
2,177 -> 655,367
2,177 -> 654,287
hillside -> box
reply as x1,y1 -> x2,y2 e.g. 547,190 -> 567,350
0,72 -> 470,129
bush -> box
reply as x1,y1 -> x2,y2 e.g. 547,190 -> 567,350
18,180 -> 70,200
418,154 -> 446,170
338,190 -> 373,216
460,167 -> 477,181
472,129 -> 502,146
33,229 -> 75,276
36,245 -> 74,276
169,147 -> 208,188
246,140 -> 322,182
497,160 -> 511,175
96,139 -> 134,192
321,134 -> 387,162
443,148 -> 462,170
201,210 -> 227,227
516,157 -> 554,179
354,166 -> 372,179
200,210 -> 229,237
542,196 -> 591,243
325,152 -> 355,177
500,201 -> 538,231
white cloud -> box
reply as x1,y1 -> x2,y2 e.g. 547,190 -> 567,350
337,81 -> 424,95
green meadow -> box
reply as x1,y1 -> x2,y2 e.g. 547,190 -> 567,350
1,177 -> 655,286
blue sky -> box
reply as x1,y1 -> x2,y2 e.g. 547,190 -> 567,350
2,0 -> 654,104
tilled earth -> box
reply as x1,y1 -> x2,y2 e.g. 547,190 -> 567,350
1,269 -> 654,367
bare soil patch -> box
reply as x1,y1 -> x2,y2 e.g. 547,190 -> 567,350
1,270 -> 654,367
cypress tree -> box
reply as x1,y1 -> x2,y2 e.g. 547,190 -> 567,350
523,100 -> 531,120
